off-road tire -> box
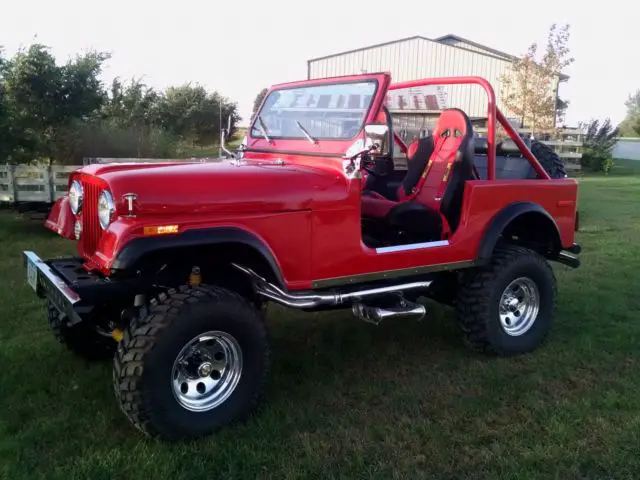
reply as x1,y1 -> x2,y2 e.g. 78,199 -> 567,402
456,245 -> 557,356
112,285 -> 269,441
531,140 -> 567,179
46,300 -> 117,361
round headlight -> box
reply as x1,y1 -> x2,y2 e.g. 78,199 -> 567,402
69,180 -> 83,214
98,190 -> 116,230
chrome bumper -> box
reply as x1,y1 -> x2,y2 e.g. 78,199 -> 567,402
23,251 -> 81,322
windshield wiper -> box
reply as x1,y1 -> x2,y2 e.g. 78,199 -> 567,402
295,121 -> 317,144
256,116 -> 272,144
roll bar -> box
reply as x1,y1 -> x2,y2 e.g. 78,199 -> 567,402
388,76 -> 550,180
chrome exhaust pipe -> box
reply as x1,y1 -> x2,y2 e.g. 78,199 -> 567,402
232,264 -> 432,309
352,301 -> 426,324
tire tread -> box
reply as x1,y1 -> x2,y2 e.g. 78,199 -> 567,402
456,245 -> 557,355
112,284 -> 268,439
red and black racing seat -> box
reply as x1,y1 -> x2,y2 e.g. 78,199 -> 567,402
361,108 -> 477,239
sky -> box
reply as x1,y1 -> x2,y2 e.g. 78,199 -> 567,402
3,0 -> 637,127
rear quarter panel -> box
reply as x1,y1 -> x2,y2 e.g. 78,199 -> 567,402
308,178 -> 578,287
459,179 -> 579,250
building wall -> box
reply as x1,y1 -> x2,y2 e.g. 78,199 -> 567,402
612,139 -> 640,160
308,37 -> 513,119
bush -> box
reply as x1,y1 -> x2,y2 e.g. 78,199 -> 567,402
51,120 -> 179,164
581,153 -> 614,174
579,118 -> 619,174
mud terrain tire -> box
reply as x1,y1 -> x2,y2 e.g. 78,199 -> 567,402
113,285 -> 269,440
531,140 -> 567,178
456,245 -> 557,356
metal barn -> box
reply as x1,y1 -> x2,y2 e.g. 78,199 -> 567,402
307,34 -> 565,138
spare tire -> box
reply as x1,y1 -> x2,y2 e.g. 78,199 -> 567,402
530,141 -> 567,179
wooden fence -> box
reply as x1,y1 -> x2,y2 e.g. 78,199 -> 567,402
0,164 -> 77,204
0,134 -> 584,205
1,157 -> 217,205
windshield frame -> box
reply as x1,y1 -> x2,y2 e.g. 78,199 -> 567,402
249,78 -> 380,142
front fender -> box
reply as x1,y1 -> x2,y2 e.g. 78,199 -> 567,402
111,226 -> 286,288
44,195 -> 75,239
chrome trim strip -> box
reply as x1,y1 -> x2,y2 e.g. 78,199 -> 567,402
375,240 -> 449,254
311,260 -> 476,289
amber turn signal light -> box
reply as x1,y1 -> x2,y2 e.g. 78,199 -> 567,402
143,225 -> 179,236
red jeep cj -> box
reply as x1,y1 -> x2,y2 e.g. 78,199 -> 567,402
24,73 -> 581,440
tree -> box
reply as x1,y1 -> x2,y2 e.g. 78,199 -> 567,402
580,118 -> 619,173
156,84 -> 240,145
618,90 -> 640,137
0,42 -> 241,163
556,97 -> 569,126
1,44 -> 109,163
252,88 -> 268,117
102,78 -> 160,128
500,24 -> 574,134
0,47 -> 17,162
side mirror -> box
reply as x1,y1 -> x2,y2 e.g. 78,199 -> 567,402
364,123 -> 390,156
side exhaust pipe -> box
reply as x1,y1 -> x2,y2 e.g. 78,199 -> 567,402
352,301 -> 426,324
232,264 -> 432,309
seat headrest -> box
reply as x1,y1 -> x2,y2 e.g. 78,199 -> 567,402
433,108 -> 473,140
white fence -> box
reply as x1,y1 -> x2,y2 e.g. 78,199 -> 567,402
0,136 -> 590,205
0,157 -> 222,204
0,164 -> 77,204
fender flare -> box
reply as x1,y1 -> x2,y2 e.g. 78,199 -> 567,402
476,202 -> 561,263
111,227 -> 286,288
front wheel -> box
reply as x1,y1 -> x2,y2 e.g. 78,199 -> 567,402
113,285 -> 269,440
455,245 -> 557,356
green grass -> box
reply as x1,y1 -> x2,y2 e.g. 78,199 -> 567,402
1,171 -> 640,479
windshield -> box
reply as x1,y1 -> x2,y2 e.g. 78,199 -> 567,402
251,81 -> 377,141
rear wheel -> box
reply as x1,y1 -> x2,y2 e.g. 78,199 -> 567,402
455,245 -> 557,356
46,300 -> 117,361
112,285 -> 269,440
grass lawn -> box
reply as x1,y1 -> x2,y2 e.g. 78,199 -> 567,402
1,163 -> 640,479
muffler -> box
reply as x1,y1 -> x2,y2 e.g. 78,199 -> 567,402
232,263 -> 432,309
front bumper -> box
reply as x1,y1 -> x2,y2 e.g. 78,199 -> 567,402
23,251 -> 143,324
24,251 -> 83,323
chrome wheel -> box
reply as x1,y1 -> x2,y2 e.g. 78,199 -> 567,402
171,331 -> 243,412
498,277 -> 540,337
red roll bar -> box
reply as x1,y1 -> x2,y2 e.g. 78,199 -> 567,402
388,76 -> 550,180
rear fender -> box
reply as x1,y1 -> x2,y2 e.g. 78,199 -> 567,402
44,195 -> 75,239
477,202 -> 562,263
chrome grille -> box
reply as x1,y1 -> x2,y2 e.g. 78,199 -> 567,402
79,177 -> 102,257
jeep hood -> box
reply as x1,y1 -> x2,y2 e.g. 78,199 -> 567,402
86,161 -> 351,215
